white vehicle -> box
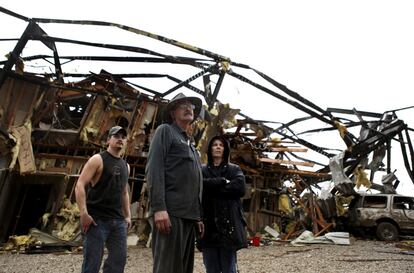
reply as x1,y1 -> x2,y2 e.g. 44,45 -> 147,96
348,194 -> 414,241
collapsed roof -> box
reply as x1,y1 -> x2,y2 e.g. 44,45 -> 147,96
1,6 -> 414,242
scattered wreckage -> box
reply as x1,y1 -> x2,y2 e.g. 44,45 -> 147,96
1,7 -> 414,251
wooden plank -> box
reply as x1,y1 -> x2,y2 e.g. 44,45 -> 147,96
252,167 -> 331,178
35,153 -> 89,161
258,209 -> 283,217
11,125 -> 36,173
259,157 -> 315,167
314,223 -> 334,237
44,167 -> 70,173
271,168 -> 331,178
270,147 -> 308,152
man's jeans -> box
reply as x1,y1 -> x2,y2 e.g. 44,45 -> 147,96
202,247 -> 237,273
81,218 -> 127,273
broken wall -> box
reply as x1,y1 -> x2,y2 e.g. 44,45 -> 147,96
0,71 -> 163,242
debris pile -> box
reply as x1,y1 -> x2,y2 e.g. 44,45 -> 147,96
1,7 -> 414,250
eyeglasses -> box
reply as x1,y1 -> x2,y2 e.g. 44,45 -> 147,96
177,103 -> 195,110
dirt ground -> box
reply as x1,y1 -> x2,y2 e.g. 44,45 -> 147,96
1,239 -> 413,273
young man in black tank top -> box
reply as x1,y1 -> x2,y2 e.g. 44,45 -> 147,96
75,126 -> 131,273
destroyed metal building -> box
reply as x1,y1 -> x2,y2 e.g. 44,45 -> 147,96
1,7 -> 414,244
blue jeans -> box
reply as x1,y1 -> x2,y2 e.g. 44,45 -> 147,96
81,218 -> 127,273
202,247 -> 237,273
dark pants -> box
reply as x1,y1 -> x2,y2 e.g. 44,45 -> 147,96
202,247 -> 237,273
151,216 -> 196,273
81,218 -> 127,273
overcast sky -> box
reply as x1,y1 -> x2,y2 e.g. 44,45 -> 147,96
1,0 -> 414,193
2,1 -> 413,115
2,1 -> 413,109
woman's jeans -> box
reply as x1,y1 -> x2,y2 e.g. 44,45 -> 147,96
202,247 -> 237,273
81,218 -> 127,273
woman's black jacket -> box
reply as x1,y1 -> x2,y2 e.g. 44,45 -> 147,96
198,162 -> 248,250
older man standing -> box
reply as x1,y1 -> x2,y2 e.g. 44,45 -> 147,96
146,93 -> 204,273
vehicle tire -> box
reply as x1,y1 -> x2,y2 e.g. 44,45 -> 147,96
376,222 -> 399,241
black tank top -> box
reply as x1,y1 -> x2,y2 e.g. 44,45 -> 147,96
86,151 -> 128,219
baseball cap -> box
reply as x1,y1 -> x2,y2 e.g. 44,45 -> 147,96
108,126 -> 127,137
